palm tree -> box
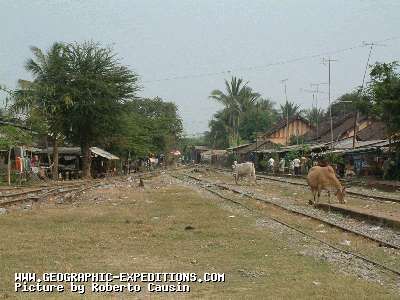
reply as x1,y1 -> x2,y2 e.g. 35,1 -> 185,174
210,77 -> 260,146
12,43 -> 71,180
256,98 -> 276,113
305,107 -> 325,138
305,107 -> 325,126
279,101 -> 302,119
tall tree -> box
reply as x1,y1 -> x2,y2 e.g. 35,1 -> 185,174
209,77 -> 260,146
63,41 -> 140,178
367,61 -> 400,137
11,43 -> 71,179
110,97 -> 182,158
206,110 -> 231,149
327,92 -> 370,118
239,98 -> 278,142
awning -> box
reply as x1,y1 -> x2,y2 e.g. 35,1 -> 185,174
34,147 -> 81,155
90,147 -> 119,160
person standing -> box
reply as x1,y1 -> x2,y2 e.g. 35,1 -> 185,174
30,155 -> 40,177
300,157 -> 307,175
279,158 -> 285,174
382,157 -> 394,180
293,157 -> 301,176
268,157 -> 275,174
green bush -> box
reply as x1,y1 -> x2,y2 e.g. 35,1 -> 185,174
259,160 -> 268,170
325,152 -> 344,165
285,150 -> 300,162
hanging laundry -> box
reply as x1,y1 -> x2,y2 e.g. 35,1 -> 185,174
15,156 -> 23,173
24,158 -> 31,173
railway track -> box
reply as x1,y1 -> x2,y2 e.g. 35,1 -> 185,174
171,171 -> 400,278
182,171 -> 400,249
0,181 -> 98,208
213,167 -> 400,204
256,174 -> 400,203
209,167 -> 400,231
0,169 -> 165,208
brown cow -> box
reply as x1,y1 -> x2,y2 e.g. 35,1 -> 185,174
307,165 -> 346,206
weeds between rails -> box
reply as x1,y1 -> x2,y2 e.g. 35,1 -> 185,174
169,172 -> 400,278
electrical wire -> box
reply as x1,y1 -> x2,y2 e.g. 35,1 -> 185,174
143,36 -> 400,83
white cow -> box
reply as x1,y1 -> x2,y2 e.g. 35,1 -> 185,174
232,161 -> 256,184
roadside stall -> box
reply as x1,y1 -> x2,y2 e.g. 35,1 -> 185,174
89,147 -> 120,178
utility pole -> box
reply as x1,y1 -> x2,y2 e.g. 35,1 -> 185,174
310,82 -> 328,141
255,102 -> 259,152
352,42 -> 385,148
281,79 -> 289,146
312,90 -> 318,141
301,84 -> 327,141
128,151 -> 131,174
300,88 -> 317,140
323,58 -> 337,150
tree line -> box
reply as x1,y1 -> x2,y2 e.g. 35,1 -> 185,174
205,62 -> 400,149
1,41 -> 182,178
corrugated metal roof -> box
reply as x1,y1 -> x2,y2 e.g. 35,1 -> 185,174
254,143 -> 328,153
90,147 -> 119,160
34,147 -> 82,155
201,150 -> 227,156
33,146 -> 120,160
227,143 -> 252,151
193,146 -> 210,151
333,138 -> 388,150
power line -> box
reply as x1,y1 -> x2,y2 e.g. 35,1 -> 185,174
142,36 -> 400,83
352,41 -> 385,149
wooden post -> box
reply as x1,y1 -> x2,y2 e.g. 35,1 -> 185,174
7,146 -> 11,186
45,135 -> 52,166
352,111 -> 359,149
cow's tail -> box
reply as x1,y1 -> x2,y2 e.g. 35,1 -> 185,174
252,163 -> 256,183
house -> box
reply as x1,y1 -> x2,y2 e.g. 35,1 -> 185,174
258,115 -> 313,145
357,121 -> 387,141
200,149 -> 228,166
189,146 -> 210,164
303,113 -> 387,143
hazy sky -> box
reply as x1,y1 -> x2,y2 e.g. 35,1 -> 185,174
1,0 -> 399,135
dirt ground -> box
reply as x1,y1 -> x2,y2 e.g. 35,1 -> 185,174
0,173 -> 399,299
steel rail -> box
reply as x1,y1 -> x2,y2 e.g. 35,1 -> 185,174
180,172 -> 400,250
0,168 -> 168,208
212,167 -> 400,204
171,172 -> 400,277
